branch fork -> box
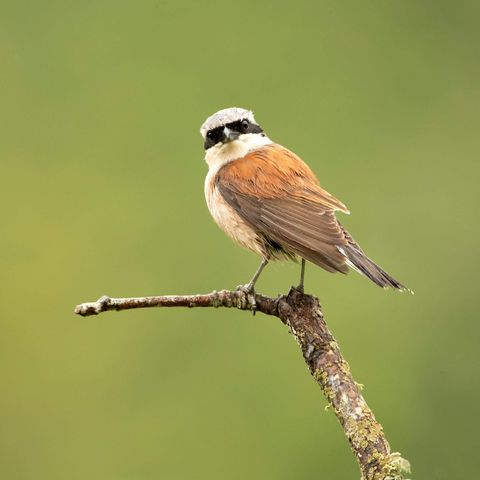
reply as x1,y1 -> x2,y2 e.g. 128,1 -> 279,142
75,287 -> 410,480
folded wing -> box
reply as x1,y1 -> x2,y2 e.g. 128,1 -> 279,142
215,144 -> 351,273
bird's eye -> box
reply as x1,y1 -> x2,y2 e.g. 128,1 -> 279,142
207,131 -> 214,139
241,120 -> 249,132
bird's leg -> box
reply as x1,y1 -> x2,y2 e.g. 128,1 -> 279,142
245,257 -> 269,291
237,257 -> 269,313
298,258 -> 306,292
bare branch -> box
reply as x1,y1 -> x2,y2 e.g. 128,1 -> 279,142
74,290 -> 279,316
74,288 -> 411,480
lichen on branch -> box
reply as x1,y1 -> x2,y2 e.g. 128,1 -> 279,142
75,287 -> 411,480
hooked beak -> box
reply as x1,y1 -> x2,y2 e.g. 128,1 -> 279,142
222,127 -> 240,143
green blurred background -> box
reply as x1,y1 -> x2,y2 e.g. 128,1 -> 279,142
1,1 -> 479,478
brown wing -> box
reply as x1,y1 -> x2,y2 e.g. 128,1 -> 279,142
216,144 -> 351,273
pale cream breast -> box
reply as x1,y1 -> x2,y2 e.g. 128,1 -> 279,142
204,134 -> 273,257
204,171 -> 265,257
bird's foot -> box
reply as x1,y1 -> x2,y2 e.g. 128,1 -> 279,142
236,283 -> 257,314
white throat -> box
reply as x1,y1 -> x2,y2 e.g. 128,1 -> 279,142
204,133 -> 272,171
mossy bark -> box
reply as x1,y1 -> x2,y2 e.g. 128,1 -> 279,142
75,287 -> 411,479
276,288 -> 410,480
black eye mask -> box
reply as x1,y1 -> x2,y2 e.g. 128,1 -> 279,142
204,119 -> 263,150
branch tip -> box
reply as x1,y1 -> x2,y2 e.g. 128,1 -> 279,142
73,287 -> 410,479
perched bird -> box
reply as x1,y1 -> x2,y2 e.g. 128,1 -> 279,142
201,107 -> 410,296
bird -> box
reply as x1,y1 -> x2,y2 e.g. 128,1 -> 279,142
201,107 -> 410,299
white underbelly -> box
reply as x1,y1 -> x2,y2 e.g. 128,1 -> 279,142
205,177 -> 264,257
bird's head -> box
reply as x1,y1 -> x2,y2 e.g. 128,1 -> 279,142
200,107 -> 270,168
200,107 -> 265,149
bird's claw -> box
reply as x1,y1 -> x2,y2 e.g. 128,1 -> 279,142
236,284 -> 257,314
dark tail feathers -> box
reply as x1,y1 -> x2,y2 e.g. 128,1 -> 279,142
343,243 -> 412,293
336,221 -> 412,293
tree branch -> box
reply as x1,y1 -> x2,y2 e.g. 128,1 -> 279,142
75,287 -> 411,480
